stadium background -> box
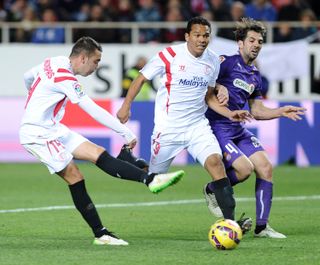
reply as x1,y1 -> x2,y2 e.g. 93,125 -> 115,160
1,2 -> 320,265
1,0 -> 320,166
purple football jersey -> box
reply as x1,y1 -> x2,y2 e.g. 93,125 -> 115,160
206,53 -> 265,166
205,53 -> 263,129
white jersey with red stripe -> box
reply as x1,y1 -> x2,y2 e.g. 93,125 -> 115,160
20,56 -> 86,144
141,42 -> 220,133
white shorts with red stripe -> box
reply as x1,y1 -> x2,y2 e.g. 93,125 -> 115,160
20,124 -> 87,174
149,118 -> 222,174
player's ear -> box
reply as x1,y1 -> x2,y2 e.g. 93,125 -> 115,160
238,40 -> 243,49
80,52 -> 87,64
185,33 -> 189,42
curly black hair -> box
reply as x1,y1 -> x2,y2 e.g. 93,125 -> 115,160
186,16 -> 211,34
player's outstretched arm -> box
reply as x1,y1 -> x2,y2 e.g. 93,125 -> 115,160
280,105 -> 306,121
206,91 -> 253,122
117,74 -> 147,124
249,99 -> 306,121
78,95 -> 137,145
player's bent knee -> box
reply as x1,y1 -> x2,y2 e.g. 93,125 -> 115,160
57,162 -> 84,185
256,161 -> 273,180
205,154 -> 223,168
238,166 -> 254,182
233,158 -> 254,182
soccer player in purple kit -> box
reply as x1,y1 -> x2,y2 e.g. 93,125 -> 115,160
204,18 -> 306,238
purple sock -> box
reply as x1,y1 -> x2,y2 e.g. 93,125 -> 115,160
255,178 -> 273,226
226,168 -> 240,186
207,181 -> 215,192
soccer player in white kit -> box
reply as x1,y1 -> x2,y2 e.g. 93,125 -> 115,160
19,36 -> 184,246
117,17 -> 251,222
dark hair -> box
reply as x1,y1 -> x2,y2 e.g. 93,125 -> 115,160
70,36 -> 102,57
234,17 -> 266,41
186,16 -> 211,34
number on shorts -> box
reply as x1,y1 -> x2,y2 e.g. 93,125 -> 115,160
225,143 -> 239,154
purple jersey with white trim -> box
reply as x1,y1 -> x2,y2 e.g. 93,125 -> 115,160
206,54 -> 263,129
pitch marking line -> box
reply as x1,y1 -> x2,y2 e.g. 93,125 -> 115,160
1,195 -> 320,214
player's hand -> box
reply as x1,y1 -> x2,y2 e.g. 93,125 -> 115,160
117,105 -> 131,123
215,84 -> 229,106
281,106 -> 306,121
229,110 -> 253,122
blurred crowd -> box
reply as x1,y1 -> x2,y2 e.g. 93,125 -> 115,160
0,0 -> 319,43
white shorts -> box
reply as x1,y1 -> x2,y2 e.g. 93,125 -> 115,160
149,118 -> 222,173
20,124 -> 87,174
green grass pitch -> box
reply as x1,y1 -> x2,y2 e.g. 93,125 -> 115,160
0,163 -> 319,265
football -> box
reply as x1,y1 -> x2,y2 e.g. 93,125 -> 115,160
208,219 -> 243,250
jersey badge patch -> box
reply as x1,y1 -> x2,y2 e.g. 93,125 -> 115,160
179,65 -> 186,72
219,56 -> 226,63
73,83 -> 85,97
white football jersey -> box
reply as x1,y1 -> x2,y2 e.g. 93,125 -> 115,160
141,43 -> 220,133
20,56 -> 86,143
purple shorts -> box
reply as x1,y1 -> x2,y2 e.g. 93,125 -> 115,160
213,125 -> 265,169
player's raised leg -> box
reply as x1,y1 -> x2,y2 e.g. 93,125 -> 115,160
73,141 -> 184,194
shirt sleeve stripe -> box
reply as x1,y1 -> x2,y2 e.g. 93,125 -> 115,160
54,76 -> 77,83
53,96 -> 67,118
24,76 -> 41,109
166,47 -> 176,57
57,68 -> 73,74
158,51 -> 172,113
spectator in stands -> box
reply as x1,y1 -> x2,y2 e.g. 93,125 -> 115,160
6,0 -> 28,22
31,8 -> 65,43
73,4 -> 117,43
277,0 -> 309,21
161,4 -> 185,43
200,9 -> 214,22
0,1 -> 7,42
166,0 -> 191,20
271,0 -> 291,10
98,0 -> 118,21
0,1 -> 7,22
207,0 -> 231,21
273,22 -> 294,42
217,1 -> 245,40
245,0 -> 277,21
72,2 -> 91,22
189,0 -> 209,16
13,5 -> 38,42
57,0 -> 85,21
291,8 -> 318,42
116,0 -> 135,43
33,0 -> 58,18
135,0 -> 162,43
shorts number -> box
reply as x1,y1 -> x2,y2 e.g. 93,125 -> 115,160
225,143 -> 238,154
